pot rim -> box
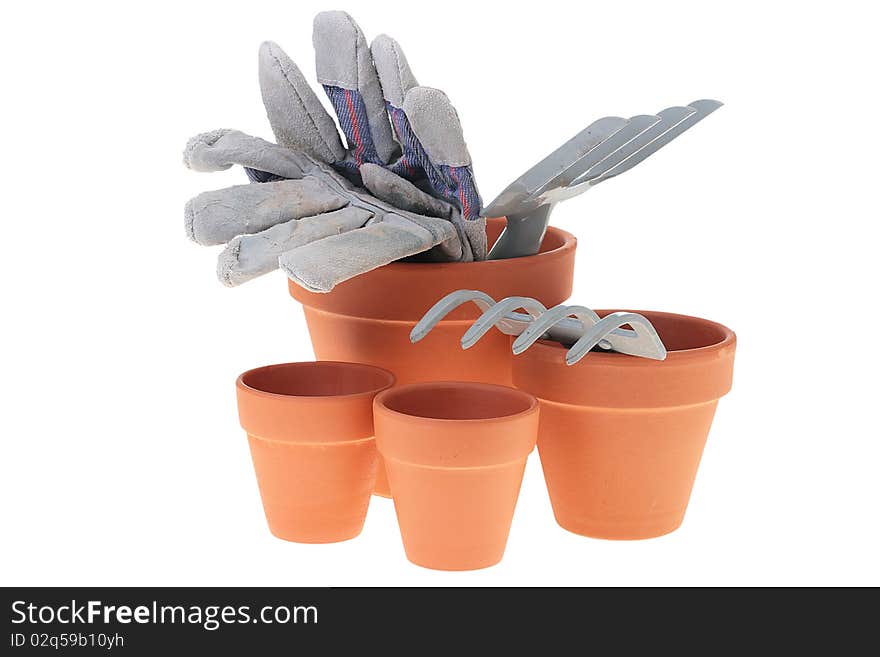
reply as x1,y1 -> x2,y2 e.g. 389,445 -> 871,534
374,381 -> 539,424
289,219 -> 576,289
376,221 -> 577,273
287,219 -> 577,321
237,361 -> 396,402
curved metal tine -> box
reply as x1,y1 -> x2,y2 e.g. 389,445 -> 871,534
570,105 -> 697,186
511,304 -> 602,355
483,116 -> 629,219
540,314 -> 596,347
410,290 -> 497,343
533,114 -> 662,201
566,312 -> 667,365
461,296 -> 549,349
587,99 -> 723,185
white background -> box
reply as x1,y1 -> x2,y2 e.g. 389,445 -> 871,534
2,0 -> 877,586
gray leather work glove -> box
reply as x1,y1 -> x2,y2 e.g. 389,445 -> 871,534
183,11 -> 486,292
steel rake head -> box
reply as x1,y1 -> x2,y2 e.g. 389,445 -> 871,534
410,290 -> 667,365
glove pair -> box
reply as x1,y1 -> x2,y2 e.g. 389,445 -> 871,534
184,11 -> 486,292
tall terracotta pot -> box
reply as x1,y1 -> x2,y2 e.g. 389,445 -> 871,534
289,218 -> 576,496
512,310 -> 736,540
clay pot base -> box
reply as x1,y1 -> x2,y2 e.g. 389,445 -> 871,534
388,458 -> 528,570
248,435 -> 378,543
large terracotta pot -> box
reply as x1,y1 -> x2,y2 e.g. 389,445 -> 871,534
289,218 -> 576,496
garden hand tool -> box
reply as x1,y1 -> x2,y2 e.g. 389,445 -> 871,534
486,100 -> 723,260
183,11 -> 485,292
411,290 -> 667,364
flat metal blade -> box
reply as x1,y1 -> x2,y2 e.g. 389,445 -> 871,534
537,114 -> 662,197
482,116 -> 629,217
586,99 -> 723,183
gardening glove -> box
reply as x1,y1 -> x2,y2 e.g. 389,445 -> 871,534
183,11 -> 485,292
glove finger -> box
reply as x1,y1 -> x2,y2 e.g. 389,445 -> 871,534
360,163 -> 452,218
280,214 -> 455,292
185,178 -> 347,246
371,34 -> 418,111
402,87 -> 483,223
370,34 -> 422,180
458,215 -> 487,261
217,206 -> 372,286
259,41 -> 345,163
184,129 -> 310,179
404,87 -> 472,167
313,11 -> 398,166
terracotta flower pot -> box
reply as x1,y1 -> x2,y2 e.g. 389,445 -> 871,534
236,361 -> 395,543
512,311 -> 736,540
289,217 -> 575,496
373,382 -> 539,570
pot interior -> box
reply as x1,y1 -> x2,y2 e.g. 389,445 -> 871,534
241,362 -> 394,398
381,383 -> 535,421
632,312 -> 732,352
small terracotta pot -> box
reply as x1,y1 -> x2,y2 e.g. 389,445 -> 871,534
512,311 -> 736,540
236,362 -> 395,543
289,218 -> 575,497
374,382 -> 539,570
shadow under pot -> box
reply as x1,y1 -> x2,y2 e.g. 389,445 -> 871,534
511,310 -> 736,540
289,217 -> 575,498
373,382 -> 539,571
236,362 -> 395,543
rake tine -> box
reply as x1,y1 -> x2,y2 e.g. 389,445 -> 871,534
511,305 -> 600,355
461,296 -> 548,349
566,312 -> 667,364
409,290 -> 496,343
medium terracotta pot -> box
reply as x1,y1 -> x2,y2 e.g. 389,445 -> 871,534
236,362 -> 395,543
289,217 -> 576,497
373,382 -> 539,570
512,311 -> 736,540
